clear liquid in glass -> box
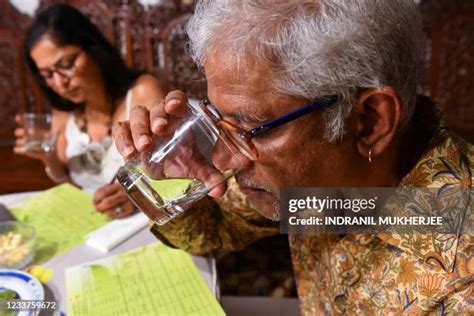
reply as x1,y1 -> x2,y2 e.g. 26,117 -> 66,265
24,139 -> 54,153
117,169 -> 209,225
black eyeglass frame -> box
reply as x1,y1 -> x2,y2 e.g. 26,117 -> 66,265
36,51 -> 83,86
199,94 -> 340,160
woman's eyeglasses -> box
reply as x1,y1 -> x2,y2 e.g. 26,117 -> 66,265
37,51 -> 83,86
198,94 -> 339,161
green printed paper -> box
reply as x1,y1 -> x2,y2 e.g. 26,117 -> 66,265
66,242 -> 224,316
10,184 -> 110,263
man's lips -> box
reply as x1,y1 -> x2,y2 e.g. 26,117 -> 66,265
239,185 -> 271,198
235,175 -> 276,198
236,179 -> 280,220
239,186 -> 261,193
241,188 -> 265,200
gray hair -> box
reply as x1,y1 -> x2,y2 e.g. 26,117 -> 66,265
187,0 -> 422,141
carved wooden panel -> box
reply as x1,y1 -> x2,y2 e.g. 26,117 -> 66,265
0,1 -> 31,31
161,14 -> 207,100
144,0 -> 185,83
434,17 -> 474,134
117,2 -> 146,70
0,1 -> 35,146
0,31 -> 24,146
420,0 -> 474,141
0,2 -> 53,193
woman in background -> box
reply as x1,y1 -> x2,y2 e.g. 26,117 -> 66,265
14,4 -> 165,218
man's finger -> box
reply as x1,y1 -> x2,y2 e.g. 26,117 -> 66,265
208,182 -> 228,197
129,105 -> 152,152
112,121 -> 136,160
194,163 -> 227,196
164,90 -> 188,117
149,100 -> 169,134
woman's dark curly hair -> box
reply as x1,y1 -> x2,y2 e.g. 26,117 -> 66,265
24,4 -> 142,111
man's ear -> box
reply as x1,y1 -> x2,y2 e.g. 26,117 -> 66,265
354,86 -> 403,159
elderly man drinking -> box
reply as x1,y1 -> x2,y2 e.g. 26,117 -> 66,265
113,1 -> 473,314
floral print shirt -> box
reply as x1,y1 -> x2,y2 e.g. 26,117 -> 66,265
151,101 -> 474,315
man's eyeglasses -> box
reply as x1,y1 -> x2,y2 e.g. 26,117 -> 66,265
199,94 -> 339,161
37,51 -> 82,86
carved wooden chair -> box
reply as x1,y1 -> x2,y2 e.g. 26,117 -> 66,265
160,13 -> 207,100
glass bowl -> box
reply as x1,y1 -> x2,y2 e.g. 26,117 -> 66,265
0,221 -> 35,269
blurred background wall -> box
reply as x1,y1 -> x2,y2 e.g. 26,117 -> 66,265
0,0 -> 472,193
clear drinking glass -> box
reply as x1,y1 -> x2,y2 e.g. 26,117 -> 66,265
22,113 -> 55,153
117,101 -> 250,225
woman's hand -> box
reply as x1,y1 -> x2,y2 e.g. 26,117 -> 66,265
93,183 -> 135,219
13,114 -> 53,162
